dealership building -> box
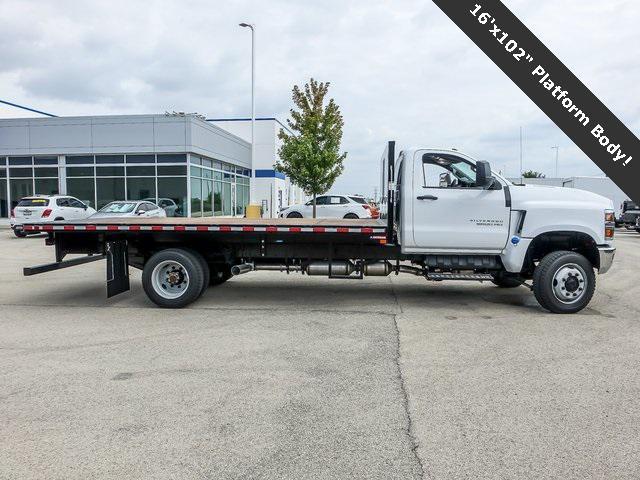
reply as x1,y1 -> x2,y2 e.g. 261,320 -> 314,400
0,113 -> 304,219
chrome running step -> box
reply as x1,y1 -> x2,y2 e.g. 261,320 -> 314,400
427,273 -> 494,281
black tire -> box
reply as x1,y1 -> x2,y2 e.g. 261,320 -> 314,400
183,249 -> 209,296
13,229 -> 27,238
142,248 -> 205,308
210,264 -> 232,286
491,272 -> 522,288
532,250 -> 596,314
343,213 -> 359,219
636,229 -> 640,234
287,211 -> 303,218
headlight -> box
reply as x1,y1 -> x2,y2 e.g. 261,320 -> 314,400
605,210 -> 615,239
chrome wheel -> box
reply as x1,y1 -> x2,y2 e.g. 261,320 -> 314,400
551,263 -> 587,304
151,260 -> 190,299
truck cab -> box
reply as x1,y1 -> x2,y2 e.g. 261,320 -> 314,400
388,146 -> 616,312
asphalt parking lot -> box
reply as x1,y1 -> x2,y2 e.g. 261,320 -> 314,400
1,230 -> 639,480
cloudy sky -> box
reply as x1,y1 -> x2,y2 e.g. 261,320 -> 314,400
1,0 -> 638,195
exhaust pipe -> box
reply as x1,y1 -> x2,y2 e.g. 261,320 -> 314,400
363,261 -> 393,276
254,264 -> 302,272
306,261 -> 355,276
231,263 -> 254,276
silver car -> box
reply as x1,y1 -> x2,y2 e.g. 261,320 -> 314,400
91,201 -> 166,219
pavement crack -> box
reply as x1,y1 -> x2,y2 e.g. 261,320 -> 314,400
391,312 -> 427,480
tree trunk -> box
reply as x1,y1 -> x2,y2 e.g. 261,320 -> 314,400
312,193 -> 317,218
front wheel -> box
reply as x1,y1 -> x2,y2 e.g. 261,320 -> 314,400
287,211 -> 303,218
142,249 -> 206,308
532,251 -> 595,314
343,213 -> 359,219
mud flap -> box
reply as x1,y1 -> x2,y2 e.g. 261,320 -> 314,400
106,240 -> 130,298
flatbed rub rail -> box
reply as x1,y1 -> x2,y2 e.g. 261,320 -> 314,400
22,224 -> 387,235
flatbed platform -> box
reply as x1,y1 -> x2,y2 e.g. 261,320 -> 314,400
22,217 -> 387,235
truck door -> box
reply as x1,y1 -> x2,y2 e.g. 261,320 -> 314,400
411,150 -> 510,252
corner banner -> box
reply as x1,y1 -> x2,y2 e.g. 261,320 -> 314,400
432,0 -> 639,202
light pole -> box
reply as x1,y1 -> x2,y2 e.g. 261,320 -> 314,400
519,126 -> 523,184
239,22 -> 256,206
551,146 -> 559,178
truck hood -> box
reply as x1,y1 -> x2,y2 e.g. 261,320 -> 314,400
508,184 -> 613,243
509,184 -> 614,210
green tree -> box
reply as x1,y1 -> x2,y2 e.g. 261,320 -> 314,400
522,170 -> 546,178
276,78 -> 347,218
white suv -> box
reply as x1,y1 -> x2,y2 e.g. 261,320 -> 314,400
279,194 -> 374,219
11,195 -> 96,237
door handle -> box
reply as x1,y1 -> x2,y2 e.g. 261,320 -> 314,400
417,195 -> 438,200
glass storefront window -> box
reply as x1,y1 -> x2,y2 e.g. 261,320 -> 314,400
67,178 -> 95,208
191,178 -> 202,217
96,155 -> 124,164
35,178 -> 59,196
34,167 -> 59,178
0,168 -> 7,217
97,166 -> 125,176
203,180 -> 213,217
222,182 -> 232,216
9,167 -> 32,178
158,177 -> 187,217
67,167 -> 94,177
157,166 -> 187,176
127,177 -> 156,201
126,166 -> 155,176
34,157 -> 58,165
157,154 -> 186,163
10,179 -> 33,208
214,181 -> 223,216
126,154 -> 155,163
97,177 -> 125,209
0,151 -> 251,219
8,157 -> 32,166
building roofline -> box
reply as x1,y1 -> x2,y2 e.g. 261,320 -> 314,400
207,117 -> 293,136
0,99 -> 57,117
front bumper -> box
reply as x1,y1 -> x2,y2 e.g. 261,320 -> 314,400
597,246 -> 616,274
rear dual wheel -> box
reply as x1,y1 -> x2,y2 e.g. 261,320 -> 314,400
143,249 -> 209,308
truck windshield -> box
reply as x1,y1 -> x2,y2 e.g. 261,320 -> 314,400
100,202 -> 137,213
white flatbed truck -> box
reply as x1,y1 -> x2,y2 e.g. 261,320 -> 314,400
22,143 -> 616,313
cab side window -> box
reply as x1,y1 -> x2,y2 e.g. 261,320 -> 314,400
315,196 -> 329,206
68,198 -> 85,209
421,153 -> 477,188
56,198 -> 70,207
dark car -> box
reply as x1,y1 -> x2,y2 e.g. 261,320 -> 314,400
620,200 -> 640,229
